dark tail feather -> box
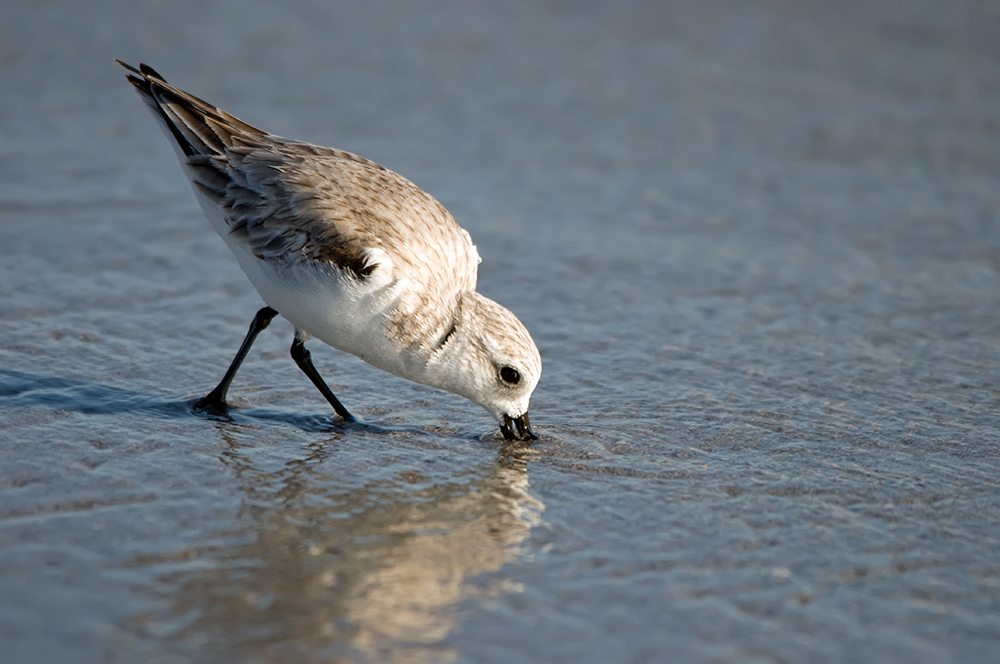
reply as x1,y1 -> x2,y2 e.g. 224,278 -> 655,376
116,59 -> 265,158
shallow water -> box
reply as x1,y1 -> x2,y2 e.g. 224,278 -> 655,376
3,1 -> 1000,661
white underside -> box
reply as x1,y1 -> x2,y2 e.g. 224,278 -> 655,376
192,185 -> 427,384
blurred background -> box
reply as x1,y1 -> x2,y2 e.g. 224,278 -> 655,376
2,1 -> 1000,662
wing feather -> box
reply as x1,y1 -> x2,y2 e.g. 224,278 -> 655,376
119,61 -> 481,336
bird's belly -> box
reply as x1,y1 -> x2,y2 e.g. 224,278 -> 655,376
228,244 -> 418,376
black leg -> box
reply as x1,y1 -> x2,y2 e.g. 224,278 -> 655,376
290,335 -> 354,420
195,306 -> 278,413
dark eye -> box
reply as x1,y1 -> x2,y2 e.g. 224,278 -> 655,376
499,366 -> 521,385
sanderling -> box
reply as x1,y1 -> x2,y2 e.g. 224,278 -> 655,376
118,61 -> 541,441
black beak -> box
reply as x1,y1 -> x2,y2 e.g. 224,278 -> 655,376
499,412 -> 538,441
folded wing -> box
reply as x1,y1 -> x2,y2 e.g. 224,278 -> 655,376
119,61 -> 480,293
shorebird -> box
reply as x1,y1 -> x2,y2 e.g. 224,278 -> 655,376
118,61 -> 540,441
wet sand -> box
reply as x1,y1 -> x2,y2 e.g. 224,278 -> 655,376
2,1 -> 1000,661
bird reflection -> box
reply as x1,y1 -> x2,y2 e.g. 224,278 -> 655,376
136,426 -> 544,663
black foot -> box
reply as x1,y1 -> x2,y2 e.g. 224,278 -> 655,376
193,391 -> 230,416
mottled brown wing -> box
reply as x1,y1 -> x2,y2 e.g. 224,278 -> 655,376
119,60 -> 480,293
201,137 -> 481,295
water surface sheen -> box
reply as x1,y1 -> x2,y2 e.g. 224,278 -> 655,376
2,1 -> 1000,662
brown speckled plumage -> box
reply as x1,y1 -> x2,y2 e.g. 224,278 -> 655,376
121,61 -> 478,349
